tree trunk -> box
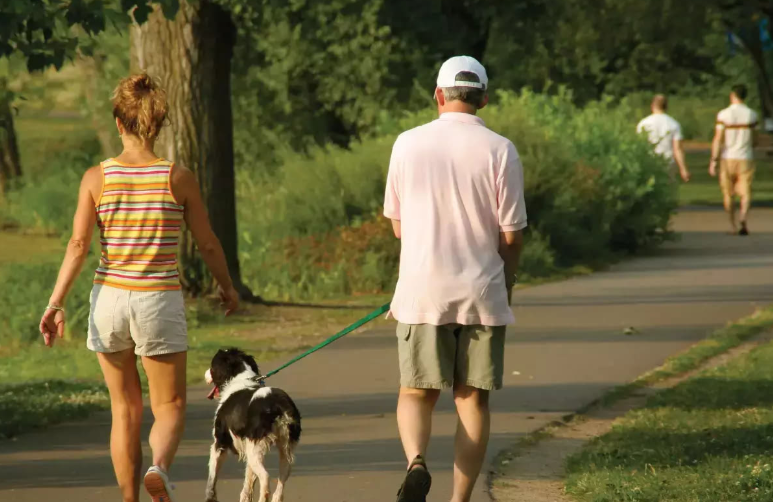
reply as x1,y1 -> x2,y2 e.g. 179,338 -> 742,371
130,0 -> 252,298
0,79 -> 21,195
743,22 -> 773,125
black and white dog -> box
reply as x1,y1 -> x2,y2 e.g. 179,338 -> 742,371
204,348 -> 302,502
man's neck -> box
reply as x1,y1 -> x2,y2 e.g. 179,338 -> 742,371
731,99 -> 744,106
438,103 -> 478,116
652,109 -> 665,115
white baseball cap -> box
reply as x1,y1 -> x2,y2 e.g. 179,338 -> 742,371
436,56 -> 488,90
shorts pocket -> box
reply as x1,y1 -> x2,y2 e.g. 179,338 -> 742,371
136,291 -> 188,355
89,286 -> 119,338
397,323 -> 412,341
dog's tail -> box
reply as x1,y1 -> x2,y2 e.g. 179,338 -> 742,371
274,412 -> 301,464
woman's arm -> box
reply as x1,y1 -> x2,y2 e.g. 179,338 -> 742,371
40,166 -> 101,347
171,165 -> 239,315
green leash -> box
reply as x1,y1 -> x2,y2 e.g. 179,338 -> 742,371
259,302 -> 390,381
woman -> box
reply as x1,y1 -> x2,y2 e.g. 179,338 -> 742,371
39,74 -> 240,502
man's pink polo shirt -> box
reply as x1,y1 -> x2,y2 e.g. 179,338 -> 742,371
384,112 -> 527,327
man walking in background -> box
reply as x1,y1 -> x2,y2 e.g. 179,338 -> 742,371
710,84 -> 758,235
383,56 -> 527,502
636,94 -> 691,182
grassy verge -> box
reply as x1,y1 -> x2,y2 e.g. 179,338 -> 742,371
0,381 -> 109,439
565,314 -> 773,501
597,307 -> 773,408
679,150 -> 773,206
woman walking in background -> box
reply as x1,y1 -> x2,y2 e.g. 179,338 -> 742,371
38,74 -> 239,502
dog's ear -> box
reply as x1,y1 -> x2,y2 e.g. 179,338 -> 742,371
244,354 -> 260,375
211,349 -> 226,367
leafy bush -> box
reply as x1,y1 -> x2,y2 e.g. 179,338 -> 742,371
4,90 -> 677,302
236,90 -> 677,298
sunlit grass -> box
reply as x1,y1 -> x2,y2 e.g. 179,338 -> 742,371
566,307 -> 773,502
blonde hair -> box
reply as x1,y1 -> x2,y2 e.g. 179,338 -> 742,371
112,74 -> 168,141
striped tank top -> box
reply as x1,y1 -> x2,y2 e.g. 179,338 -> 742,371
94,158 -> 184,291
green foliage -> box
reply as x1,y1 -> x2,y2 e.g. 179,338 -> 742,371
566,308 -> 773,502
0,0 -> 175,72
0,123 -> 100,232
0,261 -> 94,350
233,90 -> 676,299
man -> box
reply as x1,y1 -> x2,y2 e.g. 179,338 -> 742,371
636,94 -> 691,182
383,56 -> 526,502
709,84 -> 758,235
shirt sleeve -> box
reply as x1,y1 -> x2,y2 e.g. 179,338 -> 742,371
716,110 -> 726,131
673,120 -> 683,141
383,136 -> 402,220
497,142 -> 528,232
636,119 -> 645,134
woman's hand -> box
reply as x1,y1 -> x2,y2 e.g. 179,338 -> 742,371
219,285 -> 240,316
39,307 -> 65,347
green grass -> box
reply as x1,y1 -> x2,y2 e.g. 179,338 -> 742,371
679,150 -> 773,206
597,307 -> 773,408
0,230 -> 393,437
566,329 -> 773,501
0,381 -> 109,438
0,232 -> 62,264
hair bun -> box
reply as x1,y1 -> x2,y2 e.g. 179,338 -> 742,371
112,73 -> 168,141
131,73 -> 155,93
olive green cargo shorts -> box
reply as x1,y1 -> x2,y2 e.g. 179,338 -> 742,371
396,323 -> 506,391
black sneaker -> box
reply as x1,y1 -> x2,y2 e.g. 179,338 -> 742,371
396,455 -> 432,502
739,222 -> 749,236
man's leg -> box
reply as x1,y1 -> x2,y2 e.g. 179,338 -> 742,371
394,323 -> 454,501
397,387 -> 441,464
738,161 -> 754,233
451,325 -> 506,502
719,162 -> 737,232
451,384 -> 490,502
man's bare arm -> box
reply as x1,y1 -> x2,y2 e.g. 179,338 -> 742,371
673,138 -> 690,182
709,127 -> 724,177
391,219 -> 401,239
499,230 -> 523,304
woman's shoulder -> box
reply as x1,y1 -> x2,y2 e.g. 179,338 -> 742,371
82,165 -> 103,186
169,164 -> 197,205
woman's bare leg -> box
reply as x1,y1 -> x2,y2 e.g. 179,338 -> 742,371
141,352 -> 187,472
98,349 -> 144,502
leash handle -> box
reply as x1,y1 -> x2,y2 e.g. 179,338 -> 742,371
264,302 -> 391,379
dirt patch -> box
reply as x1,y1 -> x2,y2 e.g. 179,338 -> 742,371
489,330 -> 773,502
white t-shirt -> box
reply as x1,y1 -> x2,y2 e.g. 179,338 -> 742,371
716,103 -> 758,160
636,113 -> 683,162
383,112 -> 528,326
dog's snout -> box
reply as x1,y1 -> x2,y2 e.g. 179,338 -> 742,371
205,369 -> 213,385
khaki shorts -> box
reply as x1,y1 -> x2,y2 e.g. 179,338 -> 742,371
396,323 -> 506,391
87,284 -> 188,357
720,159 -> 755,199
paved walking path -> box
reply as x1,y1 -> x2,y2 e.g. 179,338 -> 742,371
2,209 -> 773,502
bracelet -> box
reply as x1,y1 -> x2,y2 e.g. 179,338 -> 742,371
46,304 -> 65,313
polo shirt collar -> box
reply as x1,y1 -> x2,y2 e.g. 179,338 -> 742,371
439,112 -> 485,127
